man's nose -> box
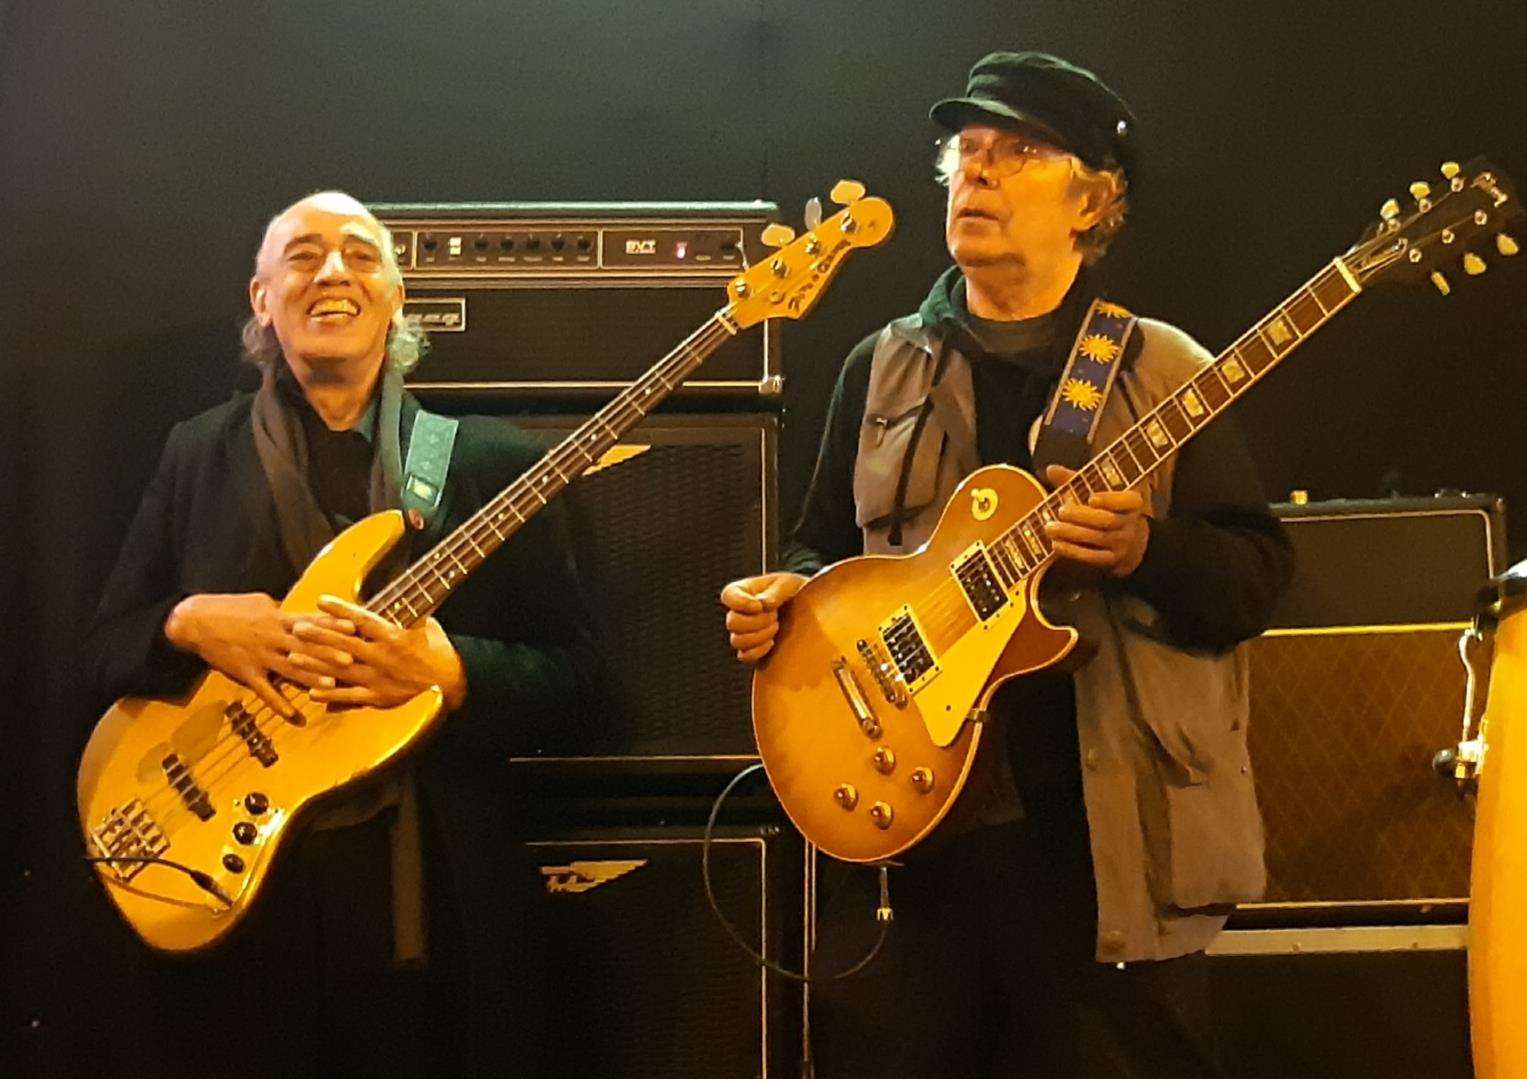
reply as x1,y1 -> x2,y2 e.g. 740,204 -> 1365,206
960,154 -> 997,186
316,247 -> 350,281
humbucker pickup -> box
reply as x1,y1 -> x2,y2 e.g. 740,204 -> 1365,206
878,605 -> 939,692
952,543 -> 1007,622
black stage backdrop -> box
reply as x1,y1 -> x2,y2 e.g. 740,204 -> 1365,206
2,1 -> 1524,1072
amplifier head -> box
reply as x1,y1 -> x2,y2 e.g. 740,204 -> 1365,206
370,201 -> 783,398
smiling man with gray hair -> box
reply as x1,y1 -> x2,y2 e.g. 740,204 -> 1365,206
84,189 -> 594,1077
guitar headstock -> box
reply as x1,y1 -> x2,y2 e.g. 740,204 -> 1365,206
1346,157 -> 1520,294
725,180 -> 895,329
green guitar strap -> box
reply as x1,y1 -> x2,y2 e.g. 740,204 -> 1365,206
401,410 -> 459,530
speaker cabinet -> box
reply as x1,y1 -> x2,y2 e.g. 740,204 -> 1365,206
1239,495 -> 1507,924
511,413 -> 777,765
528,825 -> 804,1079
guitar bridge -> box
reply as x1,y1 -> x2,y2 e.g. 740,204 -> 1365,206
856,637 -> 907,706
89,799 -> 170,883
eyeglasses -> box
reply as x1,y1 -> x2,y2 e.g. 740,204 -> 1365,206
937,134 -> 1070,178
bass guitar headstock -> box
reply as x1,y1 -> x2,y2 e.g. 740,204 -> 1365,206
725,180 -> 894,329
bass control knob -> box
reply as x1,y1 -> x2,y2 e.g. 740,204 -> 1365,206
833,784 -> 859,810
910,767 -> 935,794
871,747 -> 897,774
868,802 -> 894,830
244,792 -> 269,815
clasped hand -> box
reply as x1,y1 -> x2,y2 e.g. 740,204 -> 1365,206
165,591 -> 466,716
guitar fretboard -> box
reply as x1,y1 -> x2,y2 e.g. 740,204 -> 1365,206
981,261 -> 1362,589
365,311 -> 740,626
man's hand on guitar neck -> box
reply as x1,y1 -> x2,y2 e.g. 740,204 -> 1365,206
1042,464 -> 1151,579
721,572 -> 809,664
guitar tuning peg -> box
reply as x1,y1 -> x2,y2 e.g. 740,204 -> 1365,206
803,197 -> 823,232
1463,252 -> 1487,275
1440,161 -> 1461,179
829,179 -> 867,205
1430,271 -> 1451,295
1409,181 -> 1432,200
1497,233 -> 1520,257
760,223 -> 796,248
1379,198 -> 1400,221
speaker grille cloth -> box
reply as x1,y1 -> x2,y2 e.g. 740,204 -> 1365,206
533,836 -> 777,1078
1248,629 -> 1472,903
519,416 -> 770,758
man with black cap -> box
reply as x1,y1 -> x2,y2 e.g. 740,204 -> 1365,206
721,52 -> 1292,1075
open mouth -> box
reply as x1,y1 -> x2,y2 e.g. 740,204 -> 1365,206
307,297 -> 361,321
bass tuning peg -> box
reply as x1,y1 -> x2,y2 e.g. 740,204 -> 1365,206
1497,233 -> 1519,257
1463,253 -> 1487,276
1379,198 -> 1400,221
803,197 -> 823,231
760,223 -> 796,248
829,179 -> 867,205
1430,271 -> 1451,296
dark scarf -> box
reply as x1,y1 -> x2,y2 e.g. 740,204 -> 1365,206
250,360 -> 406,575
917,263 -> 1097,374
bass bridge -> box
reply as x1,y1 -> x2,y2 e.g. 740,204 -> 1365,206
89,799 -> 169,883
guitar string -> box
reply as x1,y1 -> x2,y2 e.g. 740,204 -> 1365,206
134,322 -> 735,837
840,266 -> 1359,679
122,320 -> 740,842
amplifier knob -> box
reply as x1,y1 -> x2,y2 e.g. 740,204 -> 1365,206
910,767 -> 935,794
833,784 -> 859,810
871,747 -> 896,774
868,802 -> 894,829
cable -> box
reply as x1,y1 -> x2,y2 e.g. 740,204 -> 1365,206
701,763 -> 892,984
82,854 -> 235,907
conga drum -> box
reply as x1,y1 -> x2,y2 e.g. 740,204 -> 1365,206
1469,560 -> 1527,1079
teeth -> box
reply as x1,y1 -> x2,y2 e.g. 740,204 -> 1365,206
309,299 -> 358,316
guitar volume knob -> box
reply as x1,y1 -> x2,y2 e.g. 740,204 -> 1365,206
868,802 -> 894,829
833,784 -> 859,810
910,767 -> 935,794
871,747 -> 896,774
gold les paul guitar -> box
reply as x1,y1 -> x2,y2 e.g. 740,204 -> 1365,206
78,183 -> 894,952
753,158 -> 1520,864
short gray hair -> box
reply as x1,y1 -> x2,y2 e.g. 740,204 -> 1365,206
240,200 -> 428,372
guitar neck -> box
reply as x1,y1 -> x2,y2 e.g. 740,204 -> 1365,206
367,310 -> 741,626
988,259 -> 1364,581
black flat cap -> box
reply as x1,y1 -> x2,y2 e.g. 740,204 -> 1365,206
930,51 -> 1137,187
